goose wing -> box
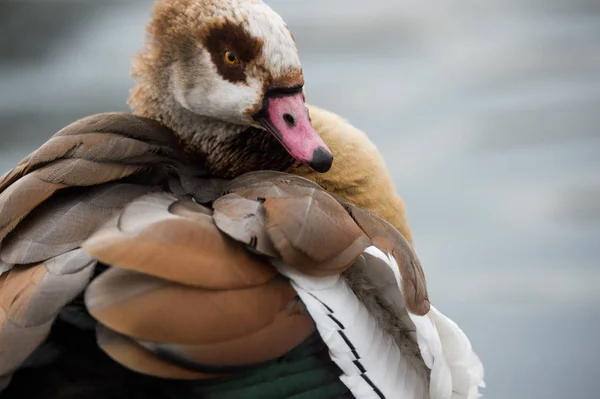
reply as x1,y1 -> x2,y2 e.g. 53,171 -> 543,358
213,173 -> 483,398
0,113 -> 219,388
0,114 -> 482,399
0,115 -> 355,397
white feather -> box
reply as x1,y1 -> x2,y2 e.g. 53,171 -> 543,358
274,246 -> 485,399
364,246 -> 485,399
0,263 -> 11,277
274,259 -> 429,399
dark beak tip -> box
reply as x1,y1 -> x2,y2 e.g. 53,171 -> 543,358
308,147 -> 334,173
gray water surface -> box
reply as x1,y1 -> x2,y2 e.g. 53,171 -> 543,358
1,1 -> 599,398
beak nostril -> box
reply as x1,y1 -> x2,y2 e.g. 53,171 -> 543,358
283,113 -> 296,127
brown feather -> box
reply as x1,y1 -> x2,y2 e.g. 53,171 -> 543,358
0,155 -> 33,194
227,170 -> 323,192
15,133 -> 161,171
136,301 -> 314,369
96,324 -> 222,380
82,194 -> 276,289
227,172 -> 324,202
0,175 -> 67,242
86,267 -> 297,345
0,314 -> 54,377
212,193 -> 278,257
0,113 -> 181,243
54,112 -> 178,146
168,171 -> 229,205
0,158 -> 144,243
341,201 -> 430,316
0,249 -> 95,376
1,184 -> 155,265
263,194 -> 372,276
0,113 -> 176,194
1,265 -> 49,327
223,172 -> 372,276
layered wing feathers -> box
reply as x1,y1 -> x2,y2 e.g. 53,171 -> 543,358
0,114 -> 185,384
0,113 -> 482,398
0,249 -> 96,379
0,113 -> 179,242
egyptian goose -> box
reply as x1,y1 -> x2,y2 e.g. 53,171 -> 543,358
0,1 -> 483,398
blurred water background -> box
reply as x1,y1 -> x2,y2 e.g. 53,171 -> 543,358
1,1 -> 599,397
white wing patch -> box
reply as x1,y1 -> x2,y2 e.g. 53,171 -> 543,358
275,259 -> 429,399
275,246 -> 485,399
365,246 -> 486,399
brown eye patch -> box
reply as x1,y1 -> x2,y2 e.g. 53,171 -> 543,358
203,21 -> 264,84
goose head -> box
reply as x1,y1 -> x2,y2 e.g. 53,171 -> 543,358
129,0 -> 333,177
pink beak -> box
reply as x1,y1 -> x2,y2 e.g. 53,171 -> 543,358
254,90 -> 333,173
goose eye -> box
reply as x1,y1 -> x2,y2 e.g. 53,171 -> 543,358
224,51 -> 239,65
